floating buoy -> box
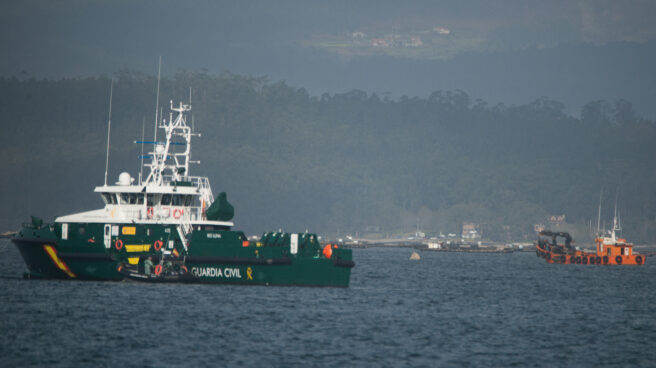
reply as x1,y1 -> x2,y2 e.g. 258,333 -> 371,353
410,251 -> 420,260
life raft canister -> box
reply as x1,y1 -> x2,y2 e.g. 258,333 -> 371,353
114,239 -> 123,251
147,207 -> 154,219
173,208 -> 184,219
154,264 -> 163,276
153,240 -> 164,251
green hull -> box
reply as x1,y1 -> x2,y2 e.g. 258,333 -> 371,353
12,221 -> 353,287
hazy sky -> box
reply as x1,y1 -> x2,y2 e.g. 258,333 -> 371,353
2,0 -> 656,116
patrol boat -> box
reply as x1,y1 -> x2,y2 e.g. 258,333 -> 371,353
12,100 -> 354,286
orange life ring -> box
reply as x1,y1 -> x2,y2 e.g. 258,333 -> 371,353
153,240 -> 164,251
173,208 -> 184,219
181,265 -> 188,273
114,239 -> 123,251
154,264 -> 162,276
147,207 -> 154,219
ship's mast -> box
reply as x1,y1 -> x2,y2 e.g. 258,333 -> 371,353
596,188 -> 603,236
103,78 -> 114,186
143,101 -> 198,186
610,191 -> 621,243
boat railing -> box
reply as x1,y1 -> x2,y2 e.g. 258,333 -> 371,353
161,175 -> 214,203
119,206 -> 206,222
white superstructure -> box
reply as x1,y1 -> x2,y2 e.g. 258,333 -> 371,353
56,101 -> 232,234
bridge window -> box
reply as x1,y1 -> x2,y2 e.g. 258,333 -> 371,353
147,194 -> 157,206
184,195 -> 193,206
172,194 -> 184,206
101,193 -> 117,204
136,193 -> 144,205
161,194 -> 172,205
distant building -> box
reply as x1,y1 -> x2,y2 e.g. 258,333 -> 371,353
462,222 -> 480,240
548,214 -> 566,229
371,38 -> 388,47
433,26 -> 451,35
406,37 -> 423,47
534,224 -> 545,233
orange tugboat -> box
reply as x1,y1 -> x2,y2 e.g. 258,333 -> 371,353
535,216 -> 646,266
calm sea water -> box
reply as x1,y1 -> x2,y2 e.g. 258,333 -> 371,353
1,239 -> 655,367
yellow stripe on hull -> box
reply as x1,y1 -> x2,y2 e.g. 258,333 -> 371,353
125,244 -> 151,252
42,245 -> 76,278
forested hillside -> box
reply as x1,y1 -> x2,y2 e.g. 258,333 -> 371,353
1,72 -> 655,242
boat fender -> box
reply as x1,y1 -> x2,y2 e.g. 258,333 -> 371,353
575,256 -> 581,264
115,239 -> 123,251
153,240 -> 163,251
154,264 -> 162,276
615,256 -> 622,265
173,208 -> 184,219
603,256 -> 609,264
147,207 -> 154,219
582,257 -> 588,265
589,257 -> 595,264
570,256 -> 576,263
559,256 -> 566,263
636,255 -> 643,265
595,256 -> 601,264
